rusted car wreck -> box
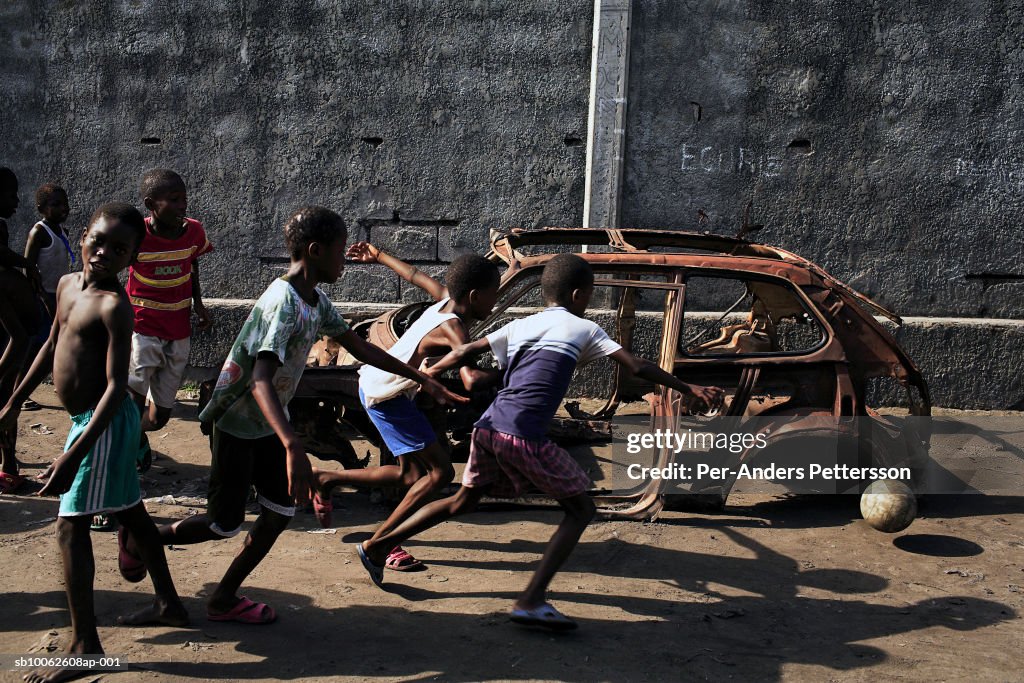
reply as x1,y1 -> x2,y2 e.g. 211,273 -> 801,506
288,227 -> 931,521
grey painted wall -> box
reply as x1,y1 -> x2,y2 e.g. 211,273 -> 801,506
624,0 -> 1024,318
1,1 -> 1022,407
0,0 -> 592,303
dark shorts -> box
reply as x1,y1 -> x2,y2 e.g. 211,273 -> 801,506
206,427 -> 295,537
461,427 -> 591,500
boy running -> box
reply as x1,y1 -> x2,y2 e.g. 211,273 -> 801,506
0,203 -> 189,683
357,254 -> 723,630
314,242 -> 501,571
121,206 -> 466,624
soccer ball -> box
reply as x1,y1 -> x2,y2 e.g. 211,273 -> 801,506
860,479 -> 917,533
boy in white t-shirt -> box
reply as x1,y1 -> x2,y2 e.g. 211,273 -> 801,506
357,254 -> 724,630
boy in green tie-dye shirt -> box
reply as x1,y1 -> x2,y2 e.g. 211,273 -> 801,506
122,206 -> 466,624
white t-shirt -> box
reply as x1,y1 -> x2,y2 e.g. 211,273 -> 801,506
475,307 -> 622,440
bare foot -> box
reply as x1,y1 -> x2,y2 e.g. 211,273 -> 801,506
22,666 -> 94,683
116,598 -> 189,627
22,645 -> 103,683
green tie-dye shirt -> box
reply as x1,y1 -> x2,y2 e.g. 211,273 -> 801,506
199,277 -> 350,439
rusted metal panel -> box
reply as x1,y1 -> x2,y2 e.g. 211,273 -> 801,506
292,227 -> 931,518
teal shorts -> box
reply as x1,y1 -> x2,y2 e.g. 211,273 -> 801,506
58,396 -> 143,517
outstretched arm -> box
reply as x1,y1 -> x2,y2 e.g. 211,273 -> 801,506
429,319 -> 501,391
39,299 -> 133,496
608,348 -> 725,413
334,328 -> 468,405
347,241 -> 447,301
423,336 -> 493,378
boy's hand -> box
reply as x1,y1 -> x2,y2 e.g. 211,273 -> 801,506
194,303 -> 213,332
419,376 -> 469,406
346,242 -> 380,263
682,383 -> 726,414
38,453 -> 77,497
285,439 -> 316,506
419,356 -> 443,378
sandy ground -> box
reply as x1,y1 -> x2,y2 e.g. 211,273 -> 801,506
1,387 -> 1022,682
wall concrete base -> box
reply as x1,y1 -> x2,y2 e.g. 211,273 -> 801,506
187,300 -> 1023,410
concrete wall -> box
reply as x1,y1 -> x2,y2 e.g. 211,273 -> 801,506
624,0 -> 1024,319
0,0 -> 592,303
2,1 -> 1022,408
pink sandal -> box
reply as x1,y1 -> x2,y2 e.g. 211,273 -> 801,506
208,596 -> 277,624
313,491 -> 333,528
385,546 -> 424,572
0,472 -> 26,495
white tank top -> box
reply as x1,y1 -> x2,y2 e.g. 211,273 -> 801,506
34,221 -> 72,293
358,298 -> 460,406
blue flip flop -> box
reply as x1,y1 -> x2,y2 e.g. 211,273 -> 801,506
509,602 -> 578,631
356,543 -> 384,588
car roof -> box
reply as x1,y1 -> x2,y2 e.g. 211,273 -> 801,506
487,227 -> 901,324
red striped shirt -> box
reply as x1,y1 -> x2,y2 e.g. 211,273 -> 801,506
126,217 -> 214,340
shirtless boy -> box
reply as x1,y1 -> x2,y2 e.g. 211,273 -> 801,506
0,203 -> 188,683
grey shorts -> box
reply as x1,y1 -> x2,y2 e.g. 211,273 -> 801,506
127,332 -> 190,409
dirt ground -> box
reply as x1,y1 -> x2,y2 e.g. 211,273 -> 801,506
1,387 -> 1021,682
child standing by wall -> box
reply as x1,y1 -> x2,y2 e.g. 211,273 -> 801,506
25,183 -> 73,318
0,203 -> 189,682
22,183 -> 73,411
127,169 -> 213,461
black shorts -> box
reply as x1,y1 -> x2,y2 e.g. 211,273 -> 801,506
207,427 -> 295,536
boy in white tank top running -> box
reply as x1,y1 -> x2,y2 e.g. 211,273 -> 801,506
316,243 -> 501,572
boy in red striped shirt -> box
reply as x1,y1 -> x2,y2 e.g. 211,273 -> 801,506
127,169 -> 213,456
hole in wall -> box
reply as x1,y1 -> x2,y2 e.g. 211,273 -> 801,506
786,139 -> 812,155
141,137 -> 162,145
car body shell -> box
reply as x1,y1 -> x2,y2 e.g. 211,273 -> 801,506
291,228 -> 931,520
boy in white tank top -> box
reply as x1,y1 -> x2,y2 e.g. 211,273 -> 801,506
316,243 -> 501,573
22,183 -> 72,411
25,183 -> 73,317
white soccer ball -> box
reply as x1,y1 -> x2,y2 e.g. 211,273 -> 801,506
860,479 -> 917,533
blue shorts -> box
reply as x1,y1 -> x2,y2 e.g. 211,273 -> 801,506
359,388 -> 437,457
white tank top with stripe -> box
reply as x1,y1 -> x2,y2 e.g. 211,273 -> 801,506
358,297 -> 460,407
